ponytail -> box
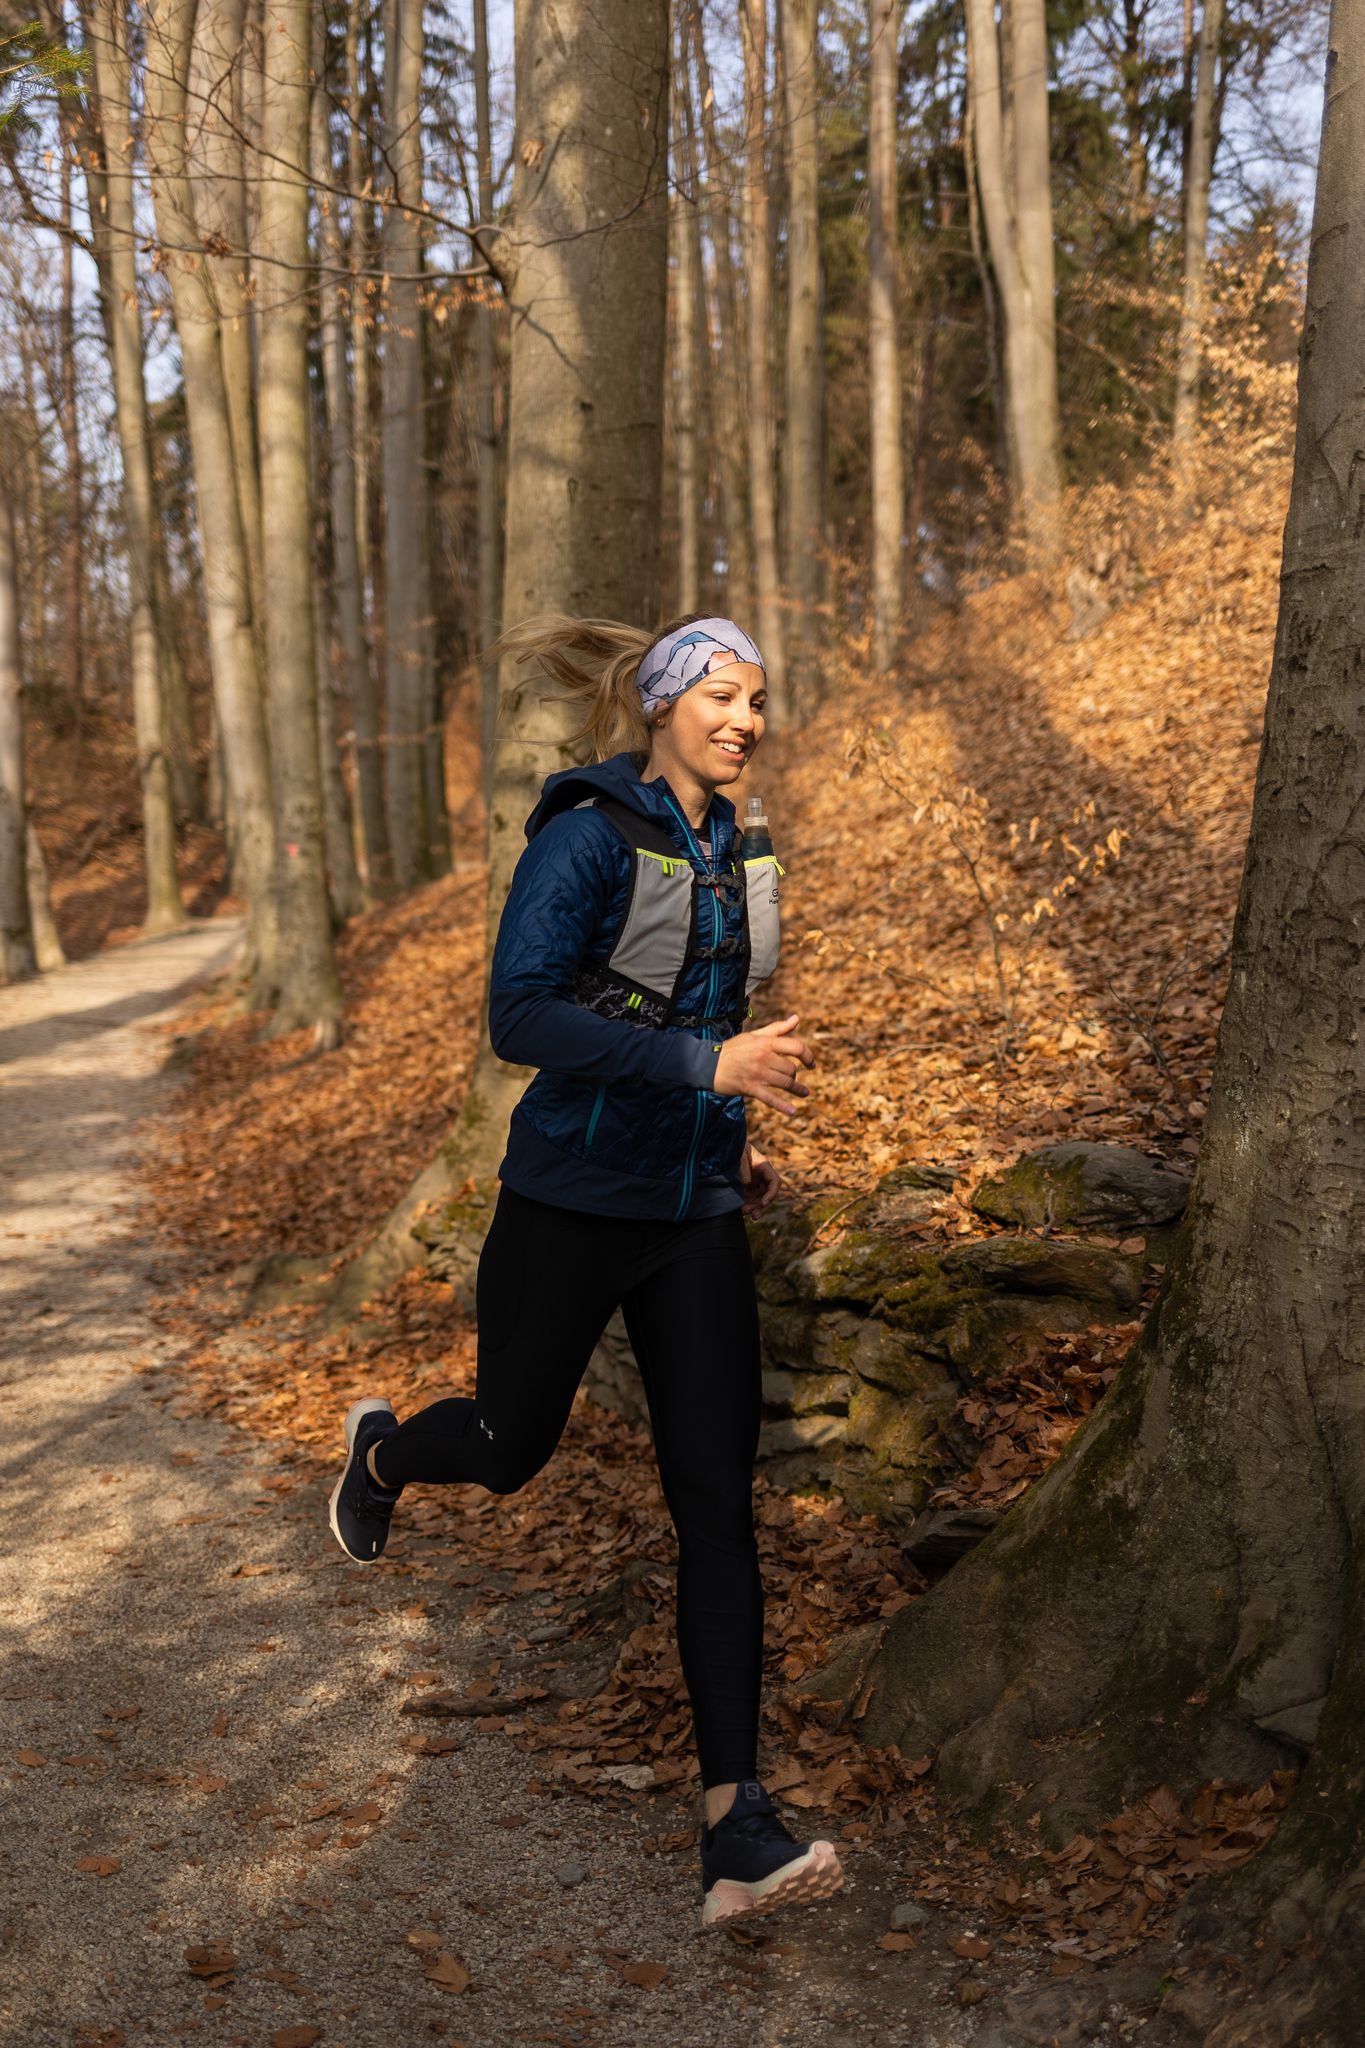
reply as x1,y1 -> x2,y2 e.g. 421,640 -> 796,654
493,611 -> 711,764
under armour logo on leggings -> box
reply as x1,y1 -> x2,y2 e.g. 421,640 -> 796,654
478,1417 -> 495,1440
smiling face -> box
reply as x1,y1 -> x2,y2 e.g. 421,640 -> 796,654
644,660 -> 767,797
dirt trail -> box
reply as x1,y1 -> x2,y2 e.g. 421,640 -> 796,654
0,922 -> 1161,2048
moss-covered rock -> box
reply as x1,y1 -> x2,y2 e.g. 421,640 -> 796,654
971,1142 -> 1191,1233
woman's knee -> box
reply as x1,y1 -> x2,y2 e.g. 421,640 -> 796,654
478,1447 -> 552,1496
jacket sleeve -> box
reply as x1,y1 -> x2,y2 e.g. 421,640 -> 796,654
488,810 -> 722,1091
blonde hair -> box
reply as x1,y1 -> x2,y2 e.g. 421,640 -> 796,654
494,611 -> 709,764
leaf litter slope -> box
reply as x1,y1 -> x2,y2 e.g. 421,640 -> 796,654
141,465 -> 1293,1990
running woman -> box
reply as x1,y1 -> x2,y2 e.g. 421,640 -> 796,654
327,613 -> 844,1928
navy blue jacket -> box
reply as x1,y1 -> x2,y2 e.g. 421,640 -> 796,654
489,749 -> 750,1221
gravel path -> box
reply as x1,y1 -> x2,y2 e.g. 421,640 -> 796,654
0,923 -> 1158,2048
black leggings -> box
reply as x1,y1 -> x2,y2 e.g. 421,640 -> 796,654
374,1183 -> 764,1788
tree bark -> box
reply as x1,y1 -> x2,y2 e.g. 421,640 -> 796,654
0,477 -> 36,985
855,15 -> 1365,2032
782,0 -> 821,709
309,0 -> 671,1317
85,0 -> 184,935
380,0 -> 431,889
313,542 -> 365,924
144,0 -> 280,996
187,0 -> 266,644
740,0 -> 788,719
473,0 -> 502,803
58,125 -> 84,734
257,0 -> 341,1042
672,19 -> 702,616
1171,0 -> 1226,496
690,0 -> 752,620
311,25 -> 390,901
868,0 -> 903,672
963,0 -> 1063,563
25,823 -> 67,973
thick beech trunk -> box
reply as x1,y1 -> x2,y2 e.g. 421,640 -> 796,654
304,0 -> 670,1317
144,0 -> 280,995
672,24 -> 702,615
380,0 -> 433,888
868,0 -> 903,672
690,0 -> 752,619
311,34 -> 390,900
964,0 -> 1063,562
86,0 -> 184,934
473,0 -> 502,800
257,0 -> 341,1042
0,480 -> 35,985
782,0 -> 821,709
25,824 -> 66,973
1171,0 -> 1226,493
855,17 -> 1365,2035
740,0 -> 788,719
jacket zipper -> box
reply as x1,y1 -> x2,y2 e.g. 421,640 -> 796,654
661,799 -> 723,1220
585,1081 -> 605,1151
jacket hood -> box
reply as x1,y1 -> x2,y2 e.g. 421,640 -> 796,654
524,748 -> 737,848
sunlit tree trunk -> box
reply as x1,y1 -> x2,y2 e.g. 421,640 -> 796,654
188,0 -> 265,641
311,26 -> 390,899
856,22 -> 1365,2034
314,0 -> 670,1314
782,0 -> 822,708
0,478 -> 36,984
672,17 -> 702,615
1171,0 -> 1226,498
85,0 -> 184,934
473,0 -> 502,801
26,824 -> 66,973
257,0 -> 341,1042
964,0 -> 1063,563
740,0 -> 788,717
690,0 -> 752,619
144,0 -> 280,995
58,126 -> 83,733
868,0 -> 903,671
380,0 -> 432,888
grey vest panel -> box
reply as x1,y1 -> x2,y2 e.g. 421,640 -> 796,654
743,856 -> 782,992
571,794 -> 781,1023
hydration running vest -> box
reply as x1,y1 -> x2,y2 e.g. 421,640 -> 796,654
568,795 -> 783,1034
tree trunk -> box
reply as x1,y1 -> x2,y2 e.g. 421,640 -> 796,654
187,0 -> 266,644
152,543 -> 202,821
309,0 -> 670,1317
311,26 -> 390,900
868,0 -> 903,672
782,0 -> 821,709
740,0 -> 788,719
85,0 -> 184,934
690,0 -> 753,620
26,823 -> 67,973
672,27 -> 702,616
855,17 -> 1365,2032
0,478 -> 36,985
257,0 -> 341,1043
1171,0 -> 1226,496
58,125 -> 84,735
348,0 -> 375,607
380,0 -> 431,889
473,0 -> 502,803
313,548 -> 365,924
963,0 -> 1063,563
144,0 -> 280,996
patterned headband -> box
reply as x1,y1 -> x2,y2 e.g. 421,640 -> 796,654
634,617 -> 766,721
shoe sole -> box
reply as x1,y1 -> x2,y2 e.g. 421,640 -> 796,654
327,1398 -> 395,1564
701,1839 -> 845,1928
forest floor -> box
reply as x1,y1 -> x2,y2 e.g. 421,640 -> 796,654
0,921 -> 1182,2048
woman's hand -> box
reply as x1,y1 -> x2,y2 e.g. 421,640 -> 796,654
740,1141 -> 780,1217
712,1013 -> 814,1115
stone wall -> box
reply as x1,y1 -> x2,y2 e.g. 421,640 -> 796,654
585,1150 -> 1188,1553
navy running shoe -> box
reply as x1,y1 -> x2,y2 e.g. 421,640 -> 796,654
327,1398 -> 401,1563
699,1779 -> 844,1928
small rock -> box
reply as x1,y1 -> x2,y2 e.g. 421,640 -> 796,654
553,1862 -> 588,1887
890,1900 -> 930,1932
